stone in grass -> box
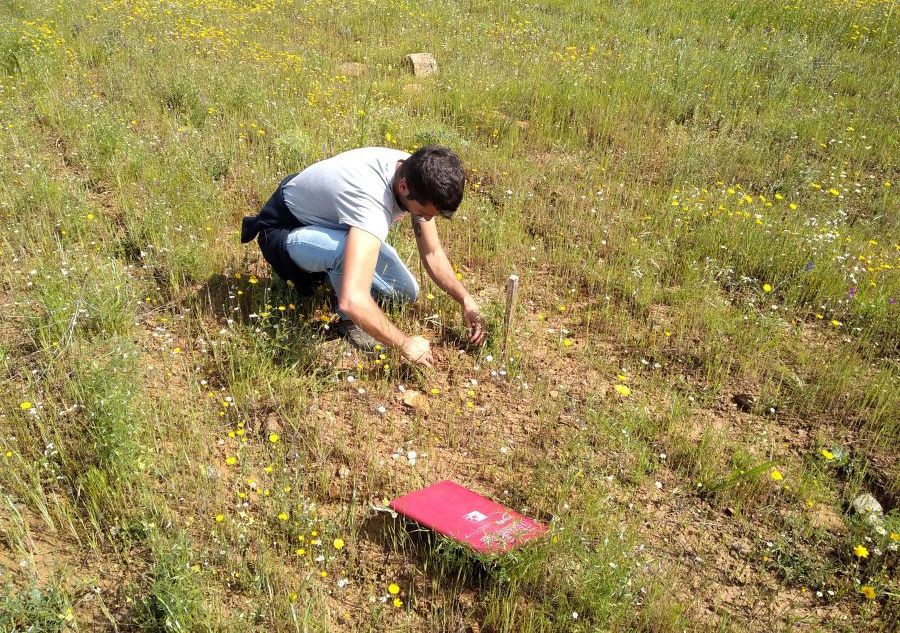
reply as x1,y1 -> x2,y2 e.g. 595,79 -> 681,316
401,389 -> 431,416
404,53 -> 438,77
851,493 -> 884,527
338,62 -> 366,78
264,414 -> 282,436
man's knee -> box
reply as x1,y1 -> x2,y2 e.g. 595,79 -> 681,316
399,276 -> 419,302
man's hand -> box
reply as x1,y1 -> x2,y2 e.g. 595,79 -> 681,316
463,299 -> 487,346
401,335 -> 433,367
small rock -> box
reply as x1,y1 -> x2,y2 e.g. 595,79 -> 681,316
338,62 -> 366,77
404,52 -> 438,76
401,390 -> 430,416
851,493 -> 884,526
264,414 -> 282,435
206,465 -> 220,481
338,465 -> 351,479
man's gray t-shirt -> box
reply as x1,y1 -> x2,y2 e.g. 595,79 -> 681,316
283,147 -> 413,242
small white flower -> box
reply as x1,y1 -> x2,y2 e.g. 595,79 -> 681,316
376,406 -> 386,414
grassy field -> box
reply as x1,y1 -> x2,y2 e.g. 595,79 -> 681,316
0,0 -> 898,630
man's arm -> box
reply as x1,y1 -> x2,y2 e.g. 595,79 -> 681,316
339,227 -> 432,365
412,217 -> 487,345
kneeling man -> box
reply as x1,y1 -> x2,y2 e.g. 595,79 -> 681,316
241,145 -> 487,367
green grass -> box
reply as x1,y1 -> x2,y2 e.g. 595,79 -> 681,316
0,0 -> 897,630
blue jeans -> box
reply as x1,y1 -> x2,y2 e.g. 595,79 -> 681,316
284,226 -> 419,313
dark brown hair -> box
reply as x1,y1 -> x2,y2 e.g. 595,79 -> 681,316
402,145 -> 465,218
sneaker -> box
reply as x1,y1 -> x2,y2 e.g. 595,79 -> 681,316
334,319 -> 379,352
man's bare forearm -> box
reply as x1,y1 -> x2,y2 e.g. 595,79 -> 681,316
421,248 -> 474,306
340,294 -> 409,348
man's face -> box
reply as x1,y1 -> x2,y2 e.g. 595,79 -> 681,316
397,177 -> 440,219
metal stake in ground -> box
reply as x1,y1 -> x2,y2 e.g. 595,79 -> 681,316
503,274 -> 519,362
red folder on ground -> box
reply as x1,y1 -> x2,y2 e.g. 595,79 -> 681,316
389,480 -> 547,553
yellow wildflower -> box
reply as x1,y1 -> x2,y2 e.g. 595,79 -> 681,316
333,538 -> 345,550
278,512 -> 289,521
269,433 -> 280,443
860,585 -> 875,600
388,583 -> 400,595
614,384 -> 631,397
225,456 -> 237,466
762,283 -> 772,293
820,449 -> 834,460
19,401 -> 32,410
853,544 -> 868,558
771,469 -> 783,481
